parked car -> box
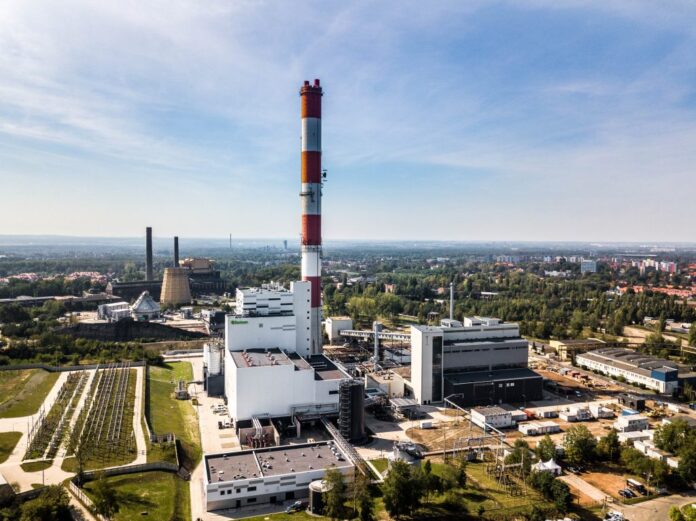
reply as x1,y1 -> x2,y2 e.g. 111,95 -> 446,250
285,501 -> 305,513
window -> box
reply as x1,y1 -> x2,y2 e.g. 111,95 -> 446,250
329,390 -> 338,395
248,487 -> 257,492
247,498 -> 257,503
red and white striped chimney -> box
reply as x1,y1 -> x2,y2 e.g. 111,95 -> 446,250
300,79 -> 323,355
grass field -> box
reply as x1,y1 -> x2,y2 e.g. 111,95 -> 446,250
84,471 -> 190,521
20,459 -> 52,472
0,431 -> 22,463
0,370 -> 59,418
147,362 -> 201,469
371,457 -> 388,475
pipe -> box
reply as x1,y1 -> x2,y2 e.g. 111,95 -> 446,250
450,282 -> 454,320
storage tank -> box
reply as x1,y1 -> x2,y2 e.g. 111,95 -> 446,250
339,379 -> 365,442
204,342 -> 223,376
309,479 -> 331,515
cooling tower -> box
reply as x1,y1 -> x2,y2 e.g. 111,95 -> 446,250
160,267 -> 192,306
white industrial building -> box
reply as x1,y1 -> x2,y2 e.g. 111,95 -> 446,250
223,282 -> 350,422
613,415 -> 649,433
410,317 -> 542,405
204,441 -> 354,511
518,421 -> 560,436
325,317 -> 353,344
471,406 -> 514,429
97,301 -> 130,322
576,348 -> 686,394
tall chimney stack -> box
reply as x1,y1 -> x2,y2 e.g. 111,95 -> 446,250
174,236 -> 179,267
300,78 -> 323,355
146,227 -> 153,281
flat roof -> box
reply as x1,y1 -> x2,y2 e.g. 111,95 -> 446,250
472,406 -> 509,416
231,348 -> 294,368
205,441 -> 353,483
306,355 -> 347,381
445,367 -> 542,385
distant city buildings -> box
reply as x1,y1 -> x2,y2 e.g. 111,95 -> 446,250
580,259 -> 597,274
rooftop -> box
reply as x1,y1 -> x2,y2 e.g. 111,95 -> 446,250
472,406 -> 510,416
577,348 -> 696,378
230,348 -> 295,368
205,441 -> 353,483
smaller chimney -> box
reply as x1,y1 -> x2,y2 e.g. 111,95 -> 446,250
146,227 -> 153,281
174,236 -> 179,267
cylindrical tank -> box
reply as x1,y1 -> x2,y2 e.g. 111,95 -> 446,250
339,379 -> 365,442
309,479 -> 331,515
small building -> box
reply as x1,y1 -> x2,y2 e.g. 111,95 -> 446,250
97,301 -> 130,322
204,441 -> 354,511
559,407 -> 592,422
532,459 -> 562,476
589,404 -> 614,419
550,338 -> 606,361
618,394 -> 646,412
471,406 -> 513,430
617,429 -> 654,444
130,291 -> 161,321
613,415 -> 649,433
519,421 -> 561,436
325,317 -> 353,344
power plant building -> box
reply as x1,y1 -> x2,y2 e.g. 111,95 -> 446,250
160,267 -> 192,306
409,317 -> 542,406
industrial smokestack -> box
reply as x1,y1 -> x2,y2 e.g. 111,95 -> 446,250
300,78 -> 323,355
146,227 -> 153,281
174,236 -> 179,267
450,282 -> 454,320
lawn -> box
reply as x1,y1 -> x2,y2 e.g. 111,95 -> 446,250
20,459 -> 52,472
147,362 -> 201,469
0,370 -> 59,418
0,431 -> 22,463
84,471 -> 190,521
371,457 -> 388,475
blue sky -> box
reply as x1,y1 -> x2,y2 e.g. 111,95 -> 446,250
1,1 -> 695,242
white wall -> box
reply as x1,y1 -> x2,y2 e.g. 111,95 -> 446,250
411,326 -> 442,404
291,281 -> 311,357
325,317 -> 353,343
225,315 -> 296,352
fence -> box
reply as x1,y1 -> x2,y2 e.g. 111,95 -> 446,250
68,481 -> 106,521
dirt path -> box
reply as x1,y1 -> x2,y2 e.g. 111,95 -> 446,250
559,473 -> 609,503
132,366 -> 147,464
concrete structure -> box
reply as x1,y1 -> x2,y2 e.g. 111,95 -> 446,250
235,284 -> 295,317
97,301 -> 130,322
580,259 -> 597,274
589,403 -> 614,419
613,415 -> 649,433
549,338 -> 606,361
471,406 -> 513,429
518,421 -> 560,436
577,348 -> 691,394
160,267 -> 192,306
409,317 -> 542,405
146,226 -> 154,280
617,429 -> 654,444
130,291 -> 160,321
325,316 -> 353,344
300,79 -> 324,355
180,257 -> 226,295
204,441 -> 354,511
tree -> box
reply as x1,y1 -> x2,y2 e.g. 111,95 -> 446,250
91,475 -> 119,519
563,425 -> 596,466
324,467 -> 347,521
654,419 -> 693,453
678,443 -> 696,484
505,439 -> 532,476
416,459 -> 441,502
596,429 -> 621,462
550,479 -> 572,514
20,485 -> 71,521
536,435 -> 556,462
382,460 -> 424,519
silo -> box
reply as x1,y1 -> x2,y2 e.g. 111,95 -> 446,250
309,480 -> 331,515
339,379 -> 365,442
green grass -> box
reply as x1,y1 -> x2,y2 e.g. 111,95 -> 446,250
147,362 -> 201,469
371,457 -> 388,475
0,431 -> 22,463
0,370 -> 59,418
20,459 -> 53,472
83,471 -> 190,521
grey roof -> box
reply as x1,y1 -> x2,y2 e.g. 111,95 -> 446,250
131,291 -> 160,314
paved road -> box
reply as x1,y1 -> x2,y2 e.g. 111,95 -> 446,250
617,491 -> 696,521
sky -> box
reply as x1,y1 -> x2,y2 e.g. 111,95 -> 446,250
1,1 -> 695,243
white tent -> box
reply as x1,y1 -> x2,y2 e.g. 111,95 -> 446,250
532,458 -> 562,476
